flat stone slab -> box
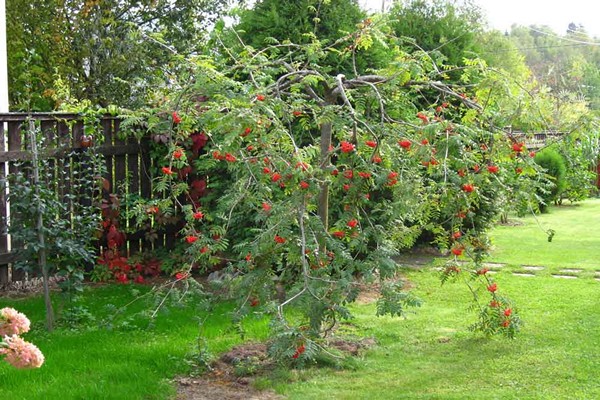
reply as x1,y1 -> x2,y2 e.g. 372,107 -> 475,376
484,262 -> 506,269
559,268 -> 583,274
522,265 -> 545,271
512,272 -> 536,277
552,274 -> 578,279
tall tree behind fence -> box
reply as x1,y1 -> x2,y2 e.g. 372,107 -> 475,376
0,113 -> 165,285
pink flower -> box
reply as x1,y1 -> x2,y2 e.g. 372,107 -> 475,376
340,141 -> 355,153
0,335 -> 44,369
0,308 -> 30,336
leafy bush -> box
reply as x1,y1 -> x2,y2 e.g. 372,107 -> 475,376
534,148 -> 567,210
557,135 -> 598,204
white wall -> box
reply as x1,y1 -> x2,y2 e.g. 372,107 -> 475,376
0,0 -> 8,112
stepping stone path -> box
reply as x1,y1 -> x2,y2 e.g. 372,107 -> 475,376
513,264 -> 543,277
552,268 -> 584,279
552,274 -> 578,279
396,255 -> 599,281
522,265 -> 545,272
512,272 -> 536,277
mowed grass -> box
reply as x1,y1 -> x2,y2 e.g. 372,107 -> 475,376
1,199 -> 599,399
488,198 -> 600,273
275,199 -> 600,399
277,270 -> 600,399
0,285 -> 270,400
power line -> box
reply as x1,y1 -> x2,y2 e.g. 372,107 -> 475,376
527,27 -> 600,46
481,42 -> 595,55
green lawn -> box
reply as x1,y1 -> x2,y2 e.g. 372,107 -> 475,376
1,200 -> 599,399
488,198 -> 600,273
275,199 -> 600,399
0,285 -> 270,400
277,271 -> 600,399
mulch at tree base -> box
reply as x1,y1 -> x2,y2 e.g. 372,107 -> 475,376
174,337 -> 376,399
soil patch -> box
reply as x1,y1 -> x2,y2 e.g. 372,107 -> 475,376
0,276 -> 64,298
355,275 -> 413,304
498,219 -> 524,226
175,337 -> 376,400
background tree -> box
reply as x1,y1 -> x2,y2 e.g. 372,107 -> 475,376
6,0 -> 232,110
387,0 -> 485,73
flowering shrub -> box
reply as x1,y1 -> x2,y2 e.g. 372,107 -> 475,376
120,21 -> 551,359
0,308 -> 44,369
0,307 -> 30,337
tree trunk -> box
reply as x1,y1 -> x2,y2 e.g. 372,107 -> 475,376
318,121 -> 332,230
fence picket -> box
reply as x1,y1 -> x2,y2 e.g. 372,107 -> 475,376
0,113 -> 163,285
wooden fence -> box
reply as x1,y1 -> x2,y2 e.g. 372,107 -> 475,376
0,113 -> 169,285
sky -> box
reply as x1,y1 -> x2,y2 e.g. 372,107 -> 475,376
361,0 -> 600,38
